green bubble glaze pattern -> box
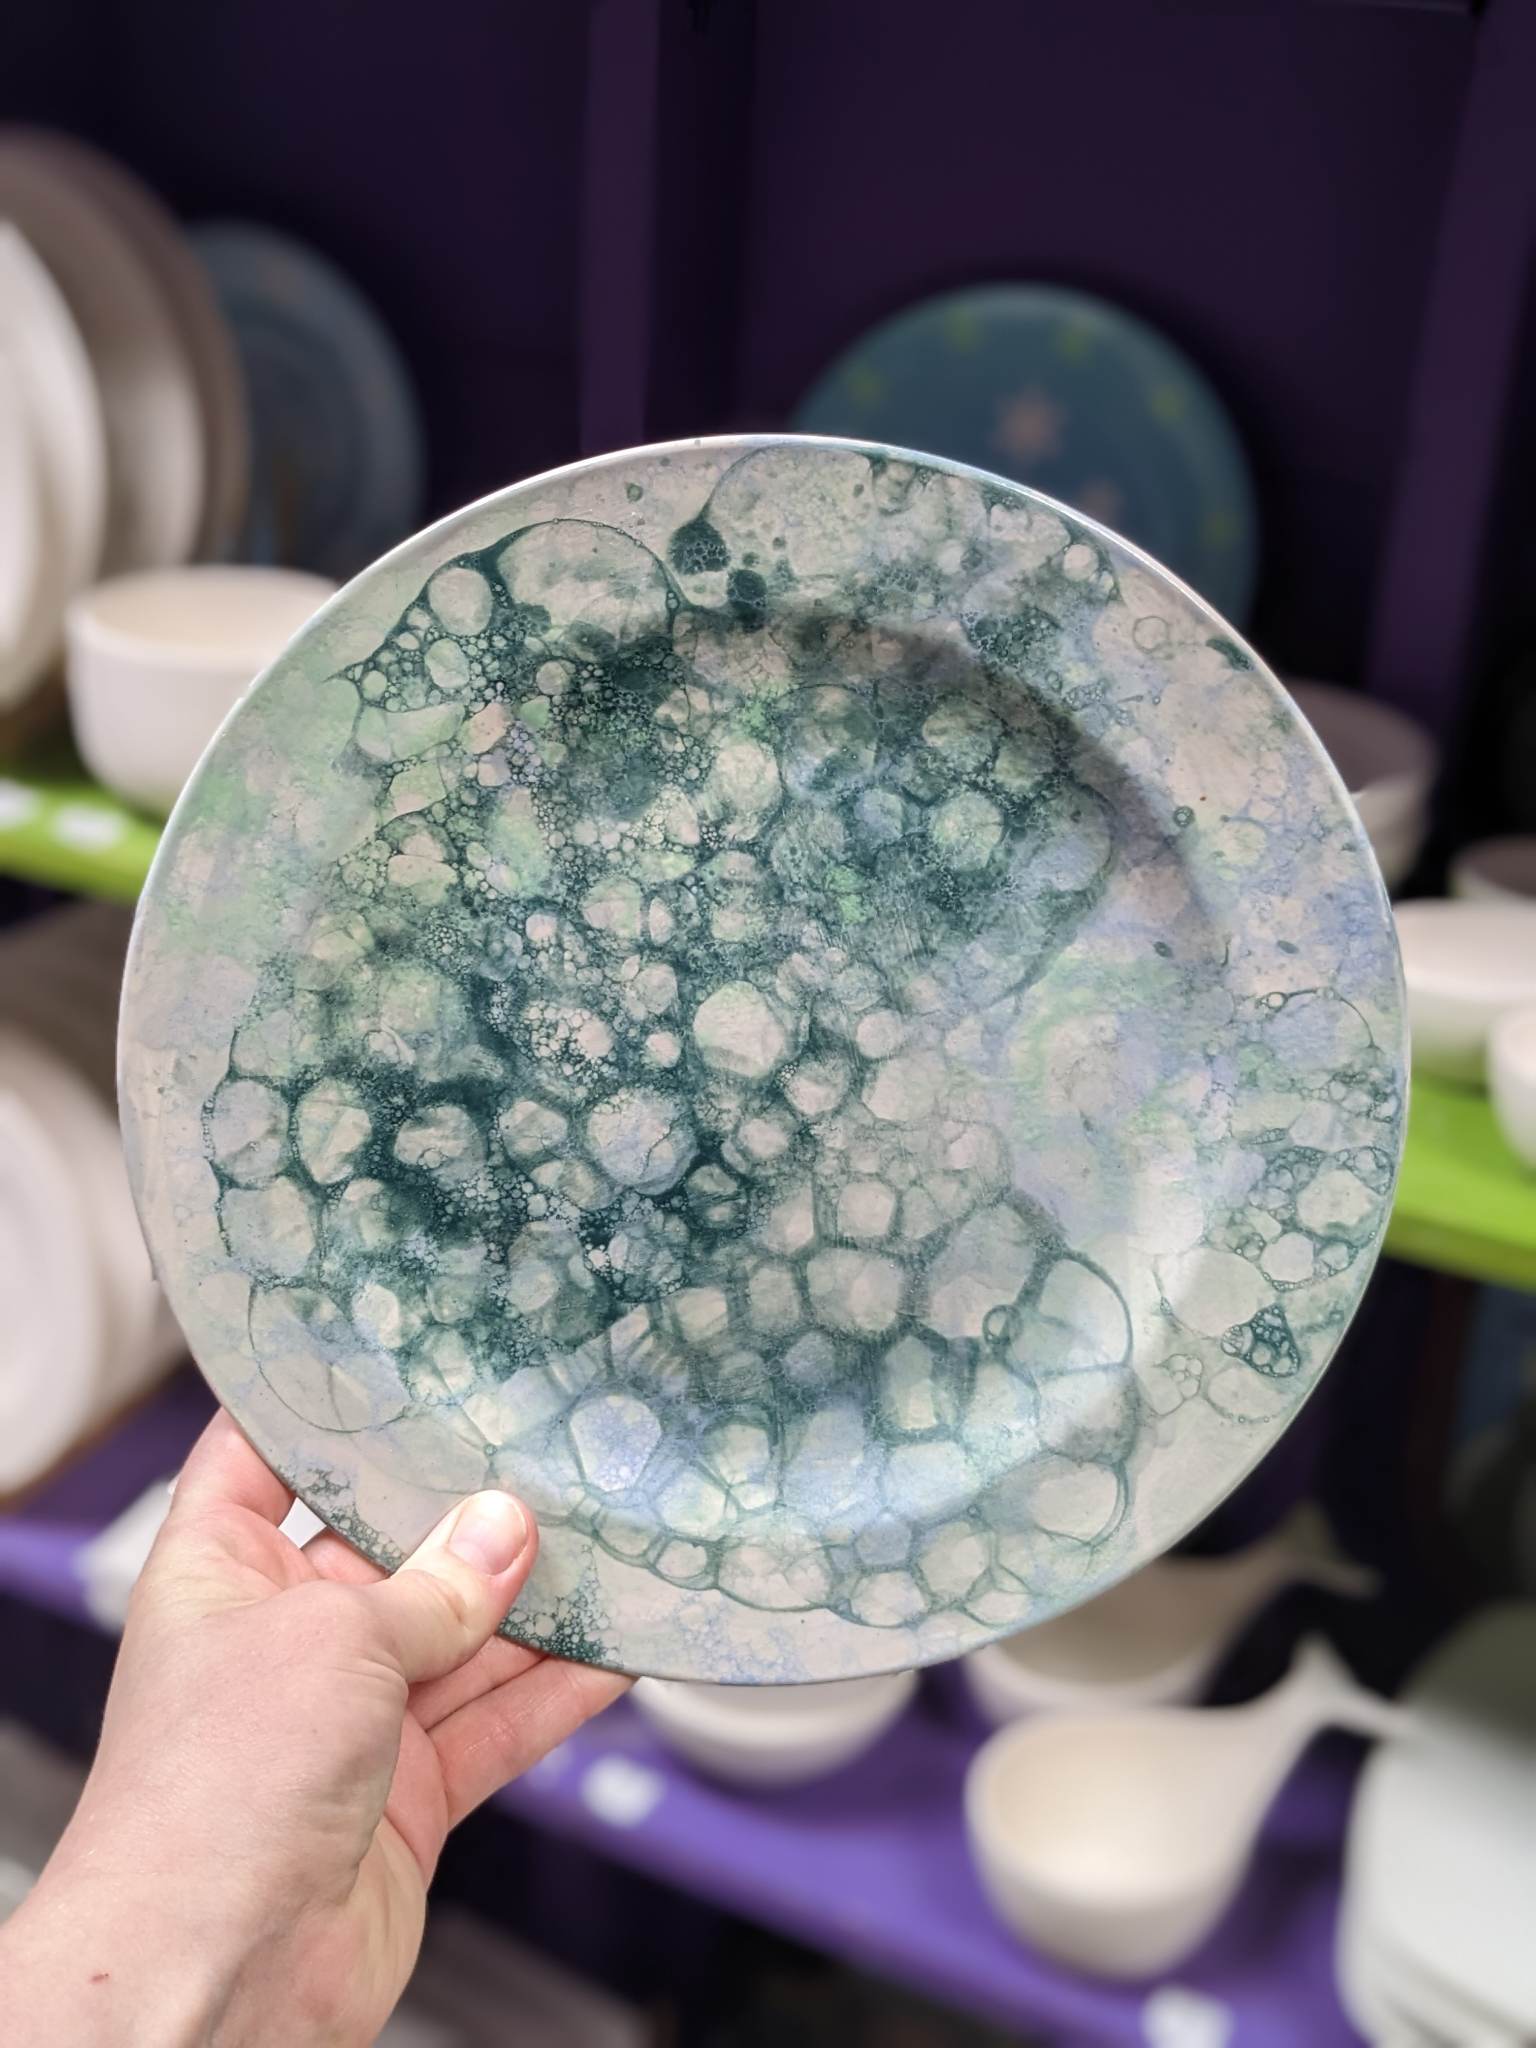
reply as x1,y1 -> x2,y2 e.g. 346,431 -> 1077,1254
122,438 -> 1405,1681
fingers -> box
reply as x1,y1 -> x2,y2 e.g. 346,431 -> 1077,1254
169,1412 -> 294,1525
432,1658 -> 632,1828
361,1492 -> 537,1687
407,1633 -> 544,1729
298,1517 -> 545,1730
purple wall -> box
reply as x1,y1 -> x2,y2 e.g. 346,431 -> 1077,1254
2,0 -> 1527,745
731,0 -> 1475,687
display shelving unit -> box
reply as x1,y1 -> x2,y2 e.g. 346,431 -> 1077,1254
4,2 -> 1535,2041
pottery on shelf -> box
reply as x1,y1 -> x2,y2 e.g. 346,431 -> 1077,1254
66,564 -> 335,815
1489,1008 -> 1536,1170
1393,900 -> 1536,1085
1285,680 -> 1436,896
964,1637 -> 1405,1979
962,1502 -> 1375,1724
792,283 -> 1259,624
630,1671 -> 916,1787
121,435 -> 1405,1683
1450,835 -> 1536,906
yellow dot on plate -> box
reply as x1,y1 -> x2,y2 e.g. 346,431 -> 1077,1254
845,364 -> 885,406
1054,322 -> 1095,362
943,308 -> 980,351
1203,508 -> 1238,547
1149,383 -> 1188,423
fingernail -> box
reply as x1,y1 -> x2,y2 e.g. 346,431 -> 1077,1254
446,1493 -> 529,1576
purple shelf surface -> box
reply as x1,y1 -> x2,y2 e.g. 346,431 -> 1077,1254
0,1377 -> 1363,2045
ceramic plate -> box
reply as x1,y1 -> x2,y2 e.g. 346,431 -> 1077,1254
121,436 -> 1403,1682
794,285 -> 1259,625
0,134 -> 204,575
0,359 -> 41,658
0,224 -> 106,708
192,223 -> 423,581
18,131 -> 250,562
0,1071 -> 103,1494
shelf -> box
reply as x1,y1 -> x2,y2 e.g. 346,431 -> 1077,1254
0,1376 -> 1361,2045
2,753 -> 1532,1301
1385,1075 -> 1536,1290
0,750 -> 159,904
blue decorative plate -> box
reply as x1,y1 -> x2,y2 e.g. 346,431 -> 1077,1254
121,437 -> 1400,1682
793,285 -> 1260,626
194,223 -> 423,581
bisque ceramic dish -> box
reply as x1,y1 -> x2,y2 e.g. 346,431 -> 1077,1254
1286,681 -> 1436,896
1393,900 -> 1536,1085
965,1638 -> 1403,1978
121,435 -> 1405,1682
66,564 -> 336,815
962,1503 -> 1374,1723
1450,835 -> 1536,905
631,1671 -> 915,1786
1489,1008 -> 1536,1170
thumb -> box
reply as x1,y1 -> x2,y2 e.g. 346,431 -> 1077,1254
364,1491 -> 537,1685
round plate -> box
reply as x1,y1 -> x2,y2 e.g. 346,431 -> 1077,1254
793,285 -> 1259,626
17,130 -> 250,562
0,135 -> 204,574
192,222 -> 423,581
0,358 -> 41,658
121,436 -> 1403,1682
0,1070 -> 103,1494
0,224 -> 106,709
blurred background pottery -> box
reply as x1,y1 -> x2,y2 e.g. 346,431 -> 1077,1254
1287,681 -> 1437,894
1393,900 -> 1536,1084
965,1640 -> 1403,1979
630,1673 -> 917,1788
1451,835 -> 1536,905
1489,1007 -> 1536,1170
963,1505 -> 1374,1725
65,564 -> 334,814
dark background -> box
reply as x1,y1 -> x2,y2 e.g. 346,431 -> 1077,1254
7,0 -> 1533,805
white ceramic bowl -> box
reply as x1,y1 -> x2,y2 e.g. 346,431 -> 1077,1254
1287,681 -> 1436,892
1450,836 -> 1536,906
964,1709 -> 1246,1980
1393,900 -> 1536,1084
1490,1007 -> 1536,1169
66,564 -> 334,814
965,1585 -> 1224,1725
630,1671 -> 916,1787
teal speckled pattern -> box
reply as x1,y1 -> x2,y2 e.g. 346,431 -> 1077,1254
121,438 -> 1405,1682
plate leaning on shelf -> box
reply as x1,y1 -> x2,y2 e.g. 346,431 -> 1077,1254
192,221 -> 422,580
0,130 -> 204,575
793,283 -> 1260,624
0,223 -> 106,709
0,358 -> 41,659
14,129 -> 249,561
121,435 -> 1405,1683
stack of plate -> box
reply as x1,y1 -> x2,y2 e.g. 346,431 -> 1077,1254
0,130 -> 248,717
1337,1605 -> 1536,2045
0,127 -> 425,730
0,903 -> 182,1494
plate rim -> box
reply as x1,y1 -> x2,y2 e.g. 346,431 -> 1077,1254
121,431 -> 1406,1682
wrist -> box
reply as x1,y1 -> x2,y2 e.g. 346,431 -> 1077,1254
0,1844 -> 261,2046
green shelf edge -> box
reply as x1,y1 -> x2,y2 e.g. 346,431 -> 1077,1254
0,758 -> 160,905
1385,1076 -> 1536,1290
3,758 -> 1535,1291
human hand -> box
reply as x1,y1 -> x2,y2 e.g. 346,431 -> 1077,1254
0,1413 -> 629,2045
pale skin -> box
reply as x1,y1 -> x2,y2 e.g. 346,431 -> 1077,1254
0,1414 -> 630,2045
